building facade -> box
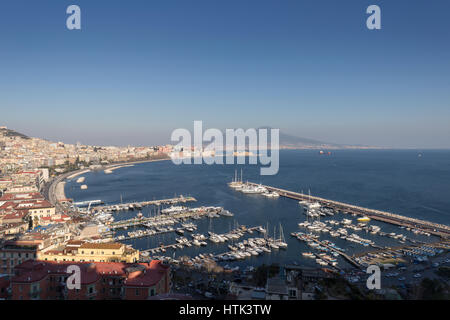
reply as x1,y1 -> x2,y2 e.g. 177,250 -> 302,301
10,260 -> 170,300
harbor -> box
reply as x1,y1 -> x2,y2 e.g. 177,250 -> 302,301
63,159 -> 450,273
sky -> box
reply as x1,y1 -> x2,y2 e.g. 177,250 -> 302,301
0,0 -> 449,148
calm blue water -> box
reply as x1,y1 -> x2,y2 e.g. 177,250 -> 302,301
65,150 -> 450,269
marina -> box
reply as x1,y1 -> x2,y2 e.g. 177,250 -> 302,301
243,182 -> 450,238
64,152 -> 450,272
106,205 -> 226,230
84,195 -> 197,213
141,225 -> 269,255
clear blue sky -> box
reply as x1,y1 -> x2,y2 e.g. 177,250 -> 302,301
0,0 -> 449,148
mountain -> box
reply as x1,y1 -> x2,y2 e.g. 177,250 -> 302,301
278,131 -> 342,148
258,127 -> 376,149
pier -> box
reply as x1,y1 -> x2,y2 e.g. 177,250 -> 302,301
107,206 -> 223,230
247,182 -> 450,239
91,195 -> 196,213
292,232 -> 362,269
311,238 -> 361,269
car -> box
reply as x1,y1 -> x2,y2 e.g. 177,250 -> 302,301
413,273 -> 421,278
432,262 -> 439,267
398,277 -> 406,281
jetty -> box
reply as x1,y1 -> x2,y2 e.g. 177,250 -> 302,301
91,195 -> 196,213
107,206 -> 223,230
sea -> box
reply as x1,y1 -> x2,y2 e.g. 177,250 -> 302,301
65,149 -> 450,269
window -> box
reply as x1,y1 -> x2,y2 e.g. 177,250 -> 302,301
135,289 -> 139,296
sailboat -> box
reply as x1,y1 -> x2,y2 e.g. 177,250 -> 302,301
228,169 -> 238,188
269,226 -> 279,249
277,224 -> 288,249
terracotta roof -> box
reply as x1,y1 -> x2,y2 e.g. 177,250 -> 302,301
15,199 -> 53,210
2,211 -> 26,220
0,192 -> 44,202
12,260 -> 169,287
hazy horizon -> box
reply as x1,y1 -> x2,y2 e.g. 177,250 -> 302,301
1,1 -> 450,148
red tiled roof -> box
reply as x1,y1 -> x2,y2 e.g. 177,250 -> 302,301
0,201 -> 16,210
11,260 -> 169,287
0,192 -> 44,202
2,211 -> 26,220
15,199 -> 53,210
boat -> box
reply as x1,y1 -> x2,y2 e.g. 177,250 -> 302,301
342,219 -> 352,225
76,177 -> 85,183
80,184 -> 88,190
269,242 -> 279,249
228,169 -> 244,189
276,225 -> 288,249
263,192 -> 280,198
302,252 -> 315,258
240,184 -> 267,194
357,216 -> 371,222
161,206 -> 186,214
219,209 -> 234,217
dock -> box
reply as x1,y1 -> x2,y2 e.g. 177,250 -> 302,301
141,226 -> 268,254
107,206 -> 224,231
91,195 -> 196,213
292,232 -> 362,269
247,182 -> 450,239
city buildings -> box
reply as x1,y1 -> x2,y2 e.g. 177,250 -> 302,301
39,241 -> 139,264
9,260 -> 170,300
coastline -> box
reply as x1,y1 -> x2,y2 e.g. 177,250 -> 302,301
49,157 -> 171,204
